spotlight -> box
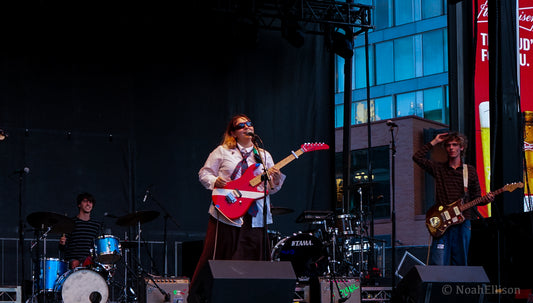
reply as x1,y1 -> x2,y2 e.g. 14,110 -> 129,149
331,31 -> 354,59
282,19 -> 305,48
0,129 -> 7,141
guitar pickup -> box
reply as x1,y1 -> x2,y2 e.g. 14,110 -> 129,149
225,189 -> 242,204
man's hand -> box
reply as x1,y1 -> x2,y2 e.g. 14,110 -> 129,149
430,133 -> 449,146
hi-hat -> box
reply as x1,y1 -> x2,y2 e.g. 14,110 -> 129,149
116,210 -> 160,226
27,211 -> 75,234
271,207 -> 294,216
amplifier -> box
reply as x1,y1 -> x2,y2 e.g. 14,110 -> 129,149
145,277 -> 189,303
319,277 -> 361,303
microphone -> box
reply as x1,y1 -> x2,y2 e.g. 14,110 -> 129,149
104,212 -> 119,218
386,120 -> 398,127
245,132 -> 259,138
142,185 -> 152,203
12,167 -> 30,175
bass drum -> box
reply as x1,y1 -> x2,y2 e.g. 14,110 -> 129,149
54,268 -> 109,303
271,233 -> 328,278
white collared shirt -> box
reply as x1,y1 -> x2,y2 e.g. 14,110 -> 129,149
198,143 -> 285,227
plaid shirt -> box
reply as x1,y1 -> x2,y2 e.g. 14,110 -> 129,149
413,143 -> 483,219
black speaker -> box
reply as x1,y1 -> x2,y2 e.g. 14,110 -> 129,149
395,265 -> 490,303
197,260 -> 296,303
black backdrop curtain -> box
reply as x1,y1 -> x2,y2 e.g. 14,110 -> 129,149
0,1 -> 333,283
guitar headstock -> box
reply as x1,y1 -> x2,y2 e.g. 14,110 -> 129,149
504,182 -> 524,192
301,142 -> 330,152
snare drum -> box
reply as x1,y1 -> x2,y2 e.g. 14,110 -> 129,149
271,233 -> 328,278
94,235 -> 121,263
38,258 -> 68,292
54,267 -> 109,303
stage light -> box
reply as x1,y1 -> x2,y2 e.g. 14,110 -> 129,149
332,31 -> 354,59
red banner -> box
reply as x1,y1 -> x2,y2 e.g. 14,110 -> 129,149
474,0 -> 533,217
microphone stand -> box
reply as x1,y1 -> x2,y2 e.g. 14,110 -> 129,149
16,169 -> 27,301
146,193 -> 180,276
389,124 -> 397,290
251,135 -> 270,260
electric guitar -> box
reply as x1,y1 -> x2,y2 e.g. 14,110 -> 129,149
425,182 -> 523,238
212,142 -> 329,220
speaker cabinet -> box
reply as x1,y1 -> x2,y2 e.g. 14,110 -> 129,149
319,277 -> 361,303
395,265 -> 490,303
195,260 -> 296,303
145,277 -> 189,303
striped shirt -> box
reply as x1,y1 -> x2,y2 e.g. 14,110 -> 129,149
63,217 -> 101,262
412,142 -> 483,220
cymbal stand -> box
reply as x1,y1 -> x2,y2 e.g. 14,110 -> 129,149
28,225 -> 52,303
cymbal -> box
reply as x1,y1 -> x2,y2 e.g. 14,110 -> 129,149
271,207 -> 294,216
116,210 -> 160,226
27,211 -> 75,234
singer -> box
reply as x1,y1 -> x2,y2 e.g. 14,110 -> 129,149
188,114 -> 286,303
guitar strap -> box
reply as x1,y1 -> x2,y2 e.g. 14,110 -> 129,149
463,164 -> 468,193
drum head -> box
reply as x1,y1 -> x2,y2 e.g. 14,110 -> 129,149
61,269 -> 109,303
272,233 -> 327,278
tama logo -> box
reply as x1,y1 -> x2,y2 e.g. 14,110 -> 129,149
291,240 -> 313,246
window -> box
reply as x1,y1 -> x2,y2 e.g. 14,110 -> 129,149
422,0 -> 444,19
394,0 -> 414,26
394,36 -> 415,81
423,30 -> 445,75
375,0 -> 393,30
375,41 -> 394,85
423,87 -> 444,122
335,146 -> 391,219
355,46 -> 374,89
374,96 -> 394,120
396,91 -> 419,117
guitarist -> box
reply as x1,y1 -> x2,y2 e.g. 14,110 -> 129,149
189,114 -> 285,303
412,132 -> 493,265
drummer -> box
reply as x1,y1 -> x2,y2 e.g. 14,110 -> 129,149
59,192 -> 101,269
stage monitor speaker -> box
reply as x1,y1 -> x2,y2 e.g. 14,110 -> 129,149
145,277 -> 189,303
319,277 -> 361,303
395,251 -> 425,279
395,265 -> 490,303
204,260 -> 296,303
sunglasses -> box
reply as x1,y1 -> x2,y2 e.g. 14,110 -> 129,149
234,121 -> 253,130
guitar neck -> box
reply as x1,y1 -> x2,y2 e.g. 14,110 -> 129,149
459,187 -> 506,211
250,148 -> 304,186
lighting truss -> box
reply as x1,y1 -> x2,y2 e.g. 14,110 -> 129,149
211,0 -> 373,36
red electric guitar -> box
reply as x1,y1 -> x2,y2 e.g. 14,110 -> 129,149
212,142 -> 329,220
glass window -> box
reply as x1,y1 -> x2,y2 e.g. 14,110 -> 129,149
335,146 -> 391,219
355,46 -> 375,89
423,87 -> 444,122
353,101 -> 365,125
423,30 -> 445,75
336,56 -> 345,93
375,41 -> 394,84
422,0 -> 443,19
375,0 -> 392,30
374,96 -> 394,120
394,36 -> 415,81
396,91 -> 419,117
335,104 -> 344,128
394,0 -> 414,26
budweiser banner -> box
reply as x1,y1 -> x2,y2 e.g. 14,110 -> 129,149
474,0 -> 533,217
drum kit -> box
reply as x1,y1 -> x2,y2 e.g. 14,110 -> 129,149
26,210 -> 160,303
270,207 -> 385,282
